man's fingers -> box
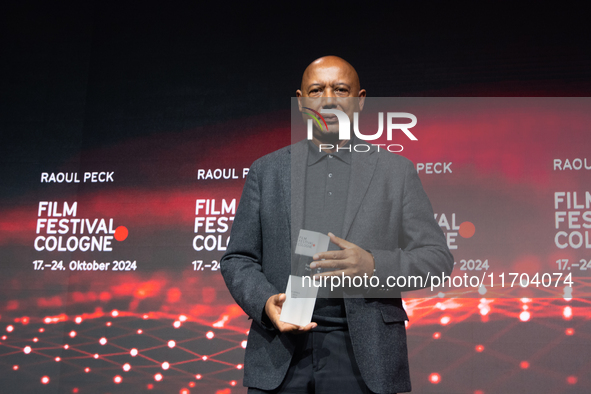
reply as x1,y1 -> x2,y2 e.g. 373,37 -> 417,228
275,293 -> 286,305
276,321 -> 317,333
299,322 -> 318,331
269,293 -> 286,310
328,232 -> 353,249
310,259 -> 350,270
312,249 -> 347,262
266,293 -> 286,325
276,321 -> 300,332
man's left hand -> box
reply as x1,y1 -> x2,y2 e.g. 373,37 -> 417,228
311,232 -> 375,278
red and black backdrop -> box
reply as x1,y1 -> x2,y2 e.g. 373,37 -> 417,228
1,2 -> 591,393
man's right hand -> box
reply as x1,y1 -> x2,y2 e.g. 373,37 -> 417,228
264,293 -> 317,333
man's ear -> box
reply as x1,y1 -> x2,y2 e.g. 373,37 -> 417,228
358,89 -> 367,112
296,89 -> 303,112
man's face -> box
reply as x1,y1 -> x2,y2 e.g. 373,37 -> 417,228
296,57 -> 366,142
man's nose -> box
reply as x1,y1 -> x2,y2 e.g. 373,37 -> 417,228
322,90 -> 337,107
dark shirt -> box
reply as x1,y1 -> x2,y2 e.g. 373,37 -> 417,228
303,140 -> 351,330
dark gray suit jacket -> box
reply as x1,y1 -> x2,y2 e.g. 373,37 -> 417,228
221,140 -> 453,393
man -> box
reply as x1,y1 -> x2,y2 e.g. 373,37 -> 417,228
221,56 -> 453,393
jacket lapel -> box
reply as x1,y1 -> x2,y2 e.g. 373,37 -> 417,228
285,140 -> 308,245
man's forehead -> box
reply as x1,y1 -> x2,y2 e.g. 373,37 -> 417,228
302,60 -> 358,88
305,65 -> 353,84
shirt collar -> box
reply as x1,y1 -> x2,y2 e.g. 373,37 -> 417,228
307,139 -> 352,166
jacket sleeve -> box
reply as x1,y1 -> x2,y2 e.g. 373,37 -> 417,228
371,159 -> 454,293
220,160 -> 280,327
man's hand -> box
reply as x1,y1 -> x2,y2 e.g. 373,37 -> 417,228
311,232 -> 375,278
264,293 -> 317,333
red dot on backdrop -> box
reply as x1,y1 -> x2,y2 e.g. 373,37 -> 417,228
114,226 -> 128,241
459,221 -> 476,238
520,361 -> 530,369
567,376 -> 577,385
429,373 -> 441,384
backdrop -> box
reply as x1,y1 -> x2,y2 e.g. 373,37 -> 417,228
1,2 -> 591,393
